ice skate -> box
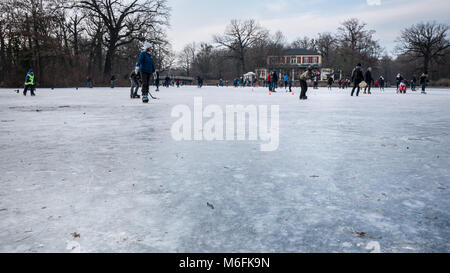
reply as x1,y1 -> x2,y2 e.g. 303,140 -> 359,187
142,95 -> 149,103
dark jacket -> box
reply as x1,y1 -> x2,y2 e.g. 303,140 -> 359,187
271,72 -> 278,82
137,51 -> 155,74
351,66 -> 364,83
419,74 -> 428,84
130,70 -> 141,82
364,71 -> 373,84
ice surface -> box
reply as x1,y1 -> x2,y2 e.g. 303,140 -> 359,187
0,86 -> 449,253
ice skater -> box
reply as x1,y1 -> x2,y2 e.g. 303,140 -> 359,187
129,67 -> 141,99
411,75 -> 417,91
299,66 -> 314,100
313,74 -> 319,89
396,73 -> 404,93
110,75 -> 116,88
378,76 -> 385,91
364,67 -> 373,94
351,63 -> 364,97
271,71 -> 278,92
287,78 -> 293,93
86,76 -> 93,88
197,76 -> 203,88
420,72 -> 428,94
399,81 -> 407,94
284,74 -> 289,90
327,75 -> 334,90
154,70 -> 160,92
23,69 -> 36,96
136,42 -> 157,103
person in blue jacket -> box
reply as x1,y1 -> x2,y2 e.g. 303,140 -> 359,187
23,69 -> 36,96
136,42 -> 156,103
284,74 -> 289,91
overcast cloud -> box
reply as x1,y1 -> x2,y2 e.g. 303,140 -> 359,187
166,0 -> 450,55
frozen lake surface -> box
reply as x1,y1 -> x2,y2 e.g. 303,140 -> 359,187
0,86 -> 449,253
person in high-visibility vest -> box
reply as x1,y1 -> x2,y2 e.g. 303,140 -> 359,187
23,69 -> 36,96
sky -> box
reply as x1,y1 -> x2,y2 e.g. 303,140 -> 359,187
166,0 -> 450,55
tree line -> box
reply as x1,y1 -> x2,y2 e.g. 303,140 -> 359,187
178,18 -> 449,85
0,0 -> 448,87
0,0 -> 171,87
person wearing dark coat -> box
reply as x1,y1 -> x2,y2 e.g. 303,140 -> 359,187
299,67 -> 314,100
136,42 -> 156,103
129,69 -> 141,98
110,75 -> 116,88
378,76 -> 385,91
364,67 -> 373,94
313,74 -> 319,89
164,76 -> 170,87
420,72 -> 428,94
327,76 -> 334,90
154,70 -> 160,91
411,75 -> 417,91
271,71 -> 278,92
351,63 -> 364,96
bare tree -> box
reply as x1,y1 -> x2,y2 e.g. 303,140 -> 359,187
337,18 -> 381,74
291,36 -> 316,50
76,0 -> 170,77
213,19 -> 269,74
193,43 -> 213,78
84,13 -> 106,75
397,21 -> 449,73
315,33 -> 337,68
67,12 -> 86,56
178,42 -> 197,76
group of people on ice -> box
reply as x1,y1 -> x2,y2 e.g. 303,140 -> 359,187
233,77 -> 257,88
395,73 -> 429,94
350,63 -> 428,96
19,41 -> 431,103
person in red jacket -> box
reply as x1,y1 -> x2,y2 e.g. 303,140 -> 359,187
267,73 -> 272,91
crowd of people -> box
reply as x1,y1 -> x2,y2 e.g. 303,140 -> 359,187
19,42 -> 431,102
232,77 -> 257,88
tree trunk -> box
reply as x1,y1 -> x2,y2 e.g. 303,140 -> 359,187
0,26 -> 5,82
240,49 -> 246,74
104,48 -> 114,77
423,55 -> 430,73
103,33 -> 118,77
32,13 -> 42,85
73,15 -> 79,56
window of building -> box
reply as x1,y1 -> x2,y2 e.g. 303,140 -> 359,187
290,57 -> 297,64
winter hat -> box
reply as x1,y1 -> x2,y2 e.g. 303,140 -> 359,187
143,42 -> 153,51
28,69 -> 34,73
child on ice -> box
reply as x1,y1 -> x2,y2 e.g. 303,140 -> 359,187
399,81 -> 407,94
